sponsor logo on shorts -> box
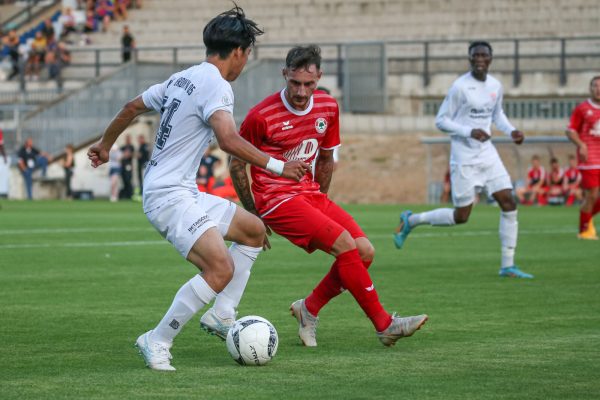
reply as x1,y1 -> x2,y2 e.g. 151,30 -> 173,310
169,319 -> 180,330
188,215 -> 209,235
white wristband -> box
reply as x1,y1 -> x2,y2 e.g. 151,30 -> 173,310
266,157 -> 285,176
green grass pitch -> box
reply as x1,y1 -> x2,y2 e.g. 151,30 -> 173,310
1,200 -> 599,399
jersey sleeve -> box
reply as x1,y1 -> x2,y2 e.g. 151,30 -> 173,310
202,81 -> 234,123
567,104 -> 584,133
239,110 -> 266,147
492,86 -> 516,135
321,102 -> 341,150
141,79 -> 169,112
435,84 -> 472,138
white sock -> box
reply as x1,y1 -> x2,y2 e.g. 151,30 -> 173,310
151,275 -> 216,344
499,210 -> 518,268
213,243 -> 261,319
409,208 -> 456,227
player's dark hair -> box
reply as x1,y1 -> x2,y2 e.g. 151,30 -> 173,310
468,41 -> 493,56
203,3 -> 264,59
550,157 -> 558,164
590,75 -> 600,87
285,45 -> 322,71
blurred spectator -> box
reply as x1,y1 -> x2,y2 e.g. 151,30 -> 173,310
3,29 -> 20,80
115,0 -> 129,20
0,127 -> 6,164
96,0 -> 115,32
196,147 -> 221,193
60,8 -> 77,40
84,9 -> 98,33
516,155 -> 546,205
46,41 -> 71,88
564,155 -> 582,206
121,25 -> 135,63
120,134 -> 134,199
136,133 -> 149,193
63,144 -> 75,200
17,137 -> 52,200
25,31 -> 46,81
41,18 -> 55,42
546,157 -> 565,205
109,144 -> 122,202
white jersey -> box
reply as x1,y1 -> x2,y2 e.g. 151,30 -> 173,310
141,62 -> 234,212
435,72 -> 515,165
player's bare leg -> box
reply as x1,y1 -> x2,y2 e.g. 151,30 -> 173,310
201,206 -> 266,339
493,189 -> 533,278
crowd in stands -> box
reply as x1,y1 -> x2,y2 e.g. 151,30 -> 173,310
0,1 -> 141,84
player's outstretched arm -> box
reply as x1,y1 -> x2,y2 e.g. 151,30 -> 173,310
315,148 -> 335,194
209,111 -> 309,181
229,157 -> 272,250
88,96 -> 150,167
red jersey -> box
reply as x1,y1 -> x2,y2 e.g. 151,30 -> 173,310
239,89 -> 340,215
0,128 -> 4,145
567,99 -> 600,168
565,166 -> 582,185
527,166 -> 545,186
547,168 -> 564,186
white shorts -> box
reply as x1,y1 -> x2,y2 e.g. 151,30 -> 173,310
145,192 -> 237,258
450,160 -> 513,207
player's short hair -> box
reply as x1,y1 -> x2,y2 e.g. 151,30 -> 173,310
203,4 -> 264,59
590,75 -> 600,87
468,41 -> 493,56
532,154 -> 540,161
285,45 -> 322,71
550,157 -> 559,164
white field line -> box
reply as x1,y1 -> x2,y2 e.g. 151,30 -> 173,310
0,227 -> 577,250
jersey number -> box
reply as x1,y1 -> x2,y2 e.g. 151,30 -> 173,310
155,97 -> 181,150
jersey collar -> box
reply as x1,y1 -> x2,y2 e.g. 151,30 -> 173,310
280,88 -> 313,116
587,99 -> 600,109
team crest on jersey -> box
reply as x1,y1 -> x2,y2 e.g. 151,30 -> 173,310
490,92 -> 497,101
222,95 -> 232,106
315,118 -> 327,134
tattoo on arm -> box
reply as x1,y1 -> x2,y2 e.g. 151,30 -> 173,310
315,156 -> 334,194
230,158 -> 258,214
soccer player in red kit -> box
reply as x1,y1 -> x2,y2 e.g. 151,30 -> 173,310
566,75 -> 600,240
564,155 -> 582,206
228,45 -> 428,347
516,155 -> 546,205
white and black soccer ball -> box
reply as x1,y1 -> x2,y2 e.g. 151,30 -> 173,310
226,315 -> 278,366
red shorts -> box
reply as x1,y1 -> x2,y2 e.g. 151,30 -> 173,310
262,193 -> 366,253
580,169 -> 600,189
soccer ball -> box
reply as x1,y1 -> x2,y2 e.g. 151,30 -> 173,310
226,315 -> 278,366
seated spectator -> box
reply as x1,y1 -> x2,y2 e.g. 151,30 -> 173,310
84,9 -> 98,33
60,8 -> 78,40
17,137 -> 52,200
41,18 -> 55,42
115,0 -> 129,20
46,41 -> 71,87
26,31 -> 47,81
564,154 -> 583,206
516,155 -> 547,205
3,29 -> 20,80
96,0 -> 116,32
546,157 -> 565,205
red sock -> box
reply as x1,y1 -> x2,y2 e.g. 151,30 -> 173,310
592,199 -> 600,216
304,263 -> 343,316
304,258 -> 374,317
335,249 -> 391,332
566,194 -> 575,206
580,211 -> 592,233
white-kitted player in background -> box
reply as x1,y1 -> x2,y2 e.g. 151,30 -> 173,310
394,41 -> 533,279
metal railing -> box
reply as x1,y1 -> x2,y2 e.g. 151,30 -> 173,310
1,0 -> 59,32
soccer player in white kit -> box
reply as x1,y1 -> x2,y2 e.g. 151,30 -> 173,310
87,6 -> 309,371
394,41 -> 533,279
